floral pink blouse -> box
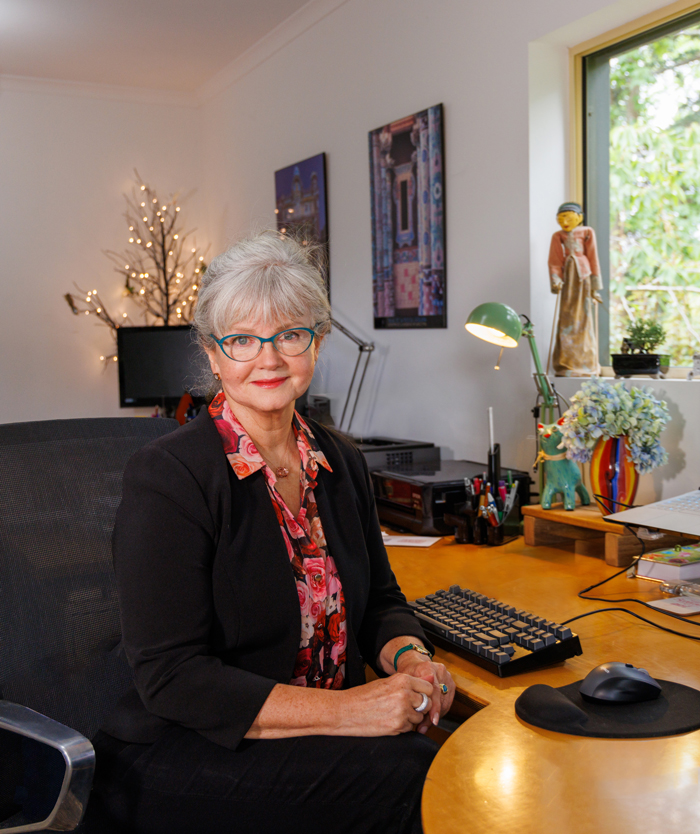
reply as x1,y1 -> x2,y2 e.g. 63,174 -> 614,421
208,392 -> 347,689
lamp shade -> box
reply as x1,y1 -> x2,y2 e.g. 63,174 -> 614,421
465,302 -> 522,348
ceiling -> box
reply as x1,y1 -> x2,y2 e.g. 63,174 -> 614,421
0,0 -> 312,92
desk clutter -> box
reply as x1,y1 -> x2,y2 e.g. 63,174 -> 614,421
371,459 -> 531,537
409,585 -> 582,677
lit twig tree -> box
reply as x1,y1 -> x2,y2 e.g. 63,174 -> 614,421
65,171 -> 208,362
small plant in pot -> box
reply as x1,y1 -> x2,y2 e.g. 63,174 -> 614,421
612,318 -> 670,378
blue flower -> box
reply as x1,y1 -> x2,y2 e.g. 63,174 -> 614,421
559,378 -> 669,473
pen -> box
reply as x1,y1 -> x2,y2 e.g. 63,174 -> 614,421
487,504 -> 500,527
464,478 -> 473,503
498,481 -> 507,505
503,483 -> 518,517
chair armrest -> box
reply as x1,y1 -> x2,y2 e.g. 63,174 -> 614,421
0,700 -> 94,833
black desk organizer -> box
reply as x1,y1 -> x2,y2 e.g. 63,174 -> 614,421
444,495 -> 521,546
443,443 -> 523,546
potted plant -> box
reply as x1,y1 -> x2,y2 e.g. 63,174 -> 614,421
611,318 -> 670,378
558,379 -> 670,513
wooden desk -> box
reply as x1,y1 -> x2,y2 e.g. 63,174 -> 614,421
385,536 -> 700,834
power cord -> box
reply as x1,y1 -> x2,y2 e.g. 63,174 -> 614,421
559,494 -> 700,641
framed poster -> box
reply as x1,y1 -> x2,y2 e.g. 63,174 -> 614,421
275,152 -> 329,295
369,103 -> 445,328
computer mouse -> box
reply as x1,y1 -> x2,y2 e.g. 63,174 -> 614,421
579,662 -> 662,704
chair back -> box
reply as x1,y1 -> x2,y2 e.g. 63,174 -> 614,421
0,417 -> 179,740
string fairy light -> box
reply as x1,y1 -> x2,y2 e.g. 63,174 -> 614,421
64,169 -> 209,365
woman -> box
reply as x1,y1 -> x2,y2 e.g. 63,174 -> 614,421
93,231 -> 455,834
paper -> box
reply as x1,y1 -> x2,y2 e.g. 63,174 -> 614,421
646,595 -> 700,616
381,532 -> 442,547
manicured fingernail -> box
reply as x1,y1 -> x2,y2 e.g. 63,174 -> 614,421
432,713 -> 439,726
418,725 -> 428,734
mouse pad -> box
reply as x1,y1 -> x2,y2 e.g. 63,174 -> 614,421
515,680 -> 700,738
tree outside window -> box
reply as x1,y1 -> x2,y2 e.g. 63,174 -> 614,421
585,16 -> 700,366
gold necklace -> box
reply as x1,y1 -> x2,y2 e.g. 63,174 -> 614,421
261,435 -> 298,479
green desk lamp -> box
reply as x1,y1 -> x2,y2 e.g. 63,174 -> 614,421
465,302 -> 559,425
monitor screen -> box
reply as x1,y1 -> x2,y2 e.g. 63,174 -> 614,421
117,325 -> 205,407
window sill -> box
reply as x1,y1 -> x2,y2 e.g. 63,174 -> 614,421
597,367 -> 694,381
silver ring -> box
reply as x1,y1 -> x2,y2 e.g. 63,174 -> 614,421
415,693 -> 429,713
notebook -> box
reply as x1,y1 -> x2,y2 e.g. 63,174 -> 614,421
636,544 -> 700,581
604,489 -> 700,536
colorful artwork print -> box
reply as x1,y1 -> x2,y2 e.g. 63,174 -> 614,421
275,152 -> 329,295
369,104 -> 445,329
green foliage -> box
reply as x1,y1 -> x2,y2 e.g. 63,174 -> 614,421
625,318 -> 666,352
608,22 -> 700,365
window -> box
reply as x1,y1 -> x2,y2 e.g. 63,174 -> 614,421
583,10 -> 700,365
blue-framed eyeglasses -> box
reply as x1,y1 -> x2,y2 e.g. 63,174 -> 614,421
210,327 -> 316,362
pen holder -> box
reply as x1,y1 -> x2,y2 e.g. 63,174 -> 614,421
499,495 -> 521,544
444,502 -> 489,545
444,501 -> 475,544
486,520 -> 504,546
488,444 -> 501,493
444,496 -> 520,547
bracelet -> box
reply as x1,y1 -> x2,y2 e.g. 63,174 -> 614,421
393,643 -> 433,671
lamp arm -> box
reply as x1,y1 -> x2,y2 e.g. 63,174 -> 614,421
522,320 -> 558,424
330,317 -> 374,351
330,317 -> 375,434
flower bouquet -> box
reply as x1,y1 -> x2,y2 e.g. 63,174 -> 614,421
558,379 -> 669,473
557,379 -> 670,513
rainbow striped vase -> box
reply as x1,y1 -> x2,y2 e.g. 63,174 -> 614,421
590,435 -> 639,515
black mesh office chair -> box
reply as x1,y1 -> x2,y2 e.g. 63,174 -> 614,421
0,417 -> 179,833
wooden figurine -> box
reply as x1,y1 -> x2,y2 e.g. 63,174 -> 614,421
536,420 -> 590,511
548,202 -> 602,377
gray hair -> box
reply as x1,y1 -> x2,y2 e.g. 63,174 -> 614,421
192,230 -> 331,398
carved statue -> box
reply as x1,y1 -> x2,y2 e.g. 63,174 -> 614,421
536,420 -> 590,511
548,202 -> 602,377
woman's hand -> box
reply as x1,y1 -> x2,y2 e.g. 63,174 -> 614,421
394,654 -> 455,731
338,674 -> 435,736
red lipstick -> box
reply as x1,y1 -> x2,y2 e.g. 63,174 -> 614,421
252,378 -> 287,389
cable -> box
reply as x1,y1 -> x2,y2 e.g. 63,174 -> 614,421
562,607 -> 700,640
567,494 -> 700,640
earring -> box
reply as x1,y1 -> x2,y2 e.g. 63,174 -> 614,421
214,373 -> 221,381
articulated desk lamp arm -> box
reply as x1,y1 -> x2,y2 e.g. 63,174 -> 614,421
464,302 -> 561,425
330,317 -> 375,434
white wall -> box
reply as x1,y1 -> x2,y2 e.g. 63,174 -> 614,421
0,79 -> 203,422
2,0 -> 697,499
200,0 -> 587,472
200,0 -> 700,491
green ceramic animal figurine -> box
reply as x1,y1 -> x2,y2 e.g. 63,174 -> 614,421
536,419 -> 590,511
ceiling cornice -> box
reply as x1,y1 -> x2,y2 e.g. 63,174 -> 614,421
198,0 -> 352,102
0,73 -> 199,107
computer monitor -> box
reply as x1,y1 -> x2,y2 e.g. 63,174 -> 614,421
117,325 -> 205,408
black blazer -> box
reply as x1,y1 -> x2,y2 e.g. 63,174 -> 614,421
106,408 -> 430,751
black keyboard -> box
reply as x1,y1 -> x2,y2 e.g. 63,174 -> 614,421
410,585 -> 582,677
